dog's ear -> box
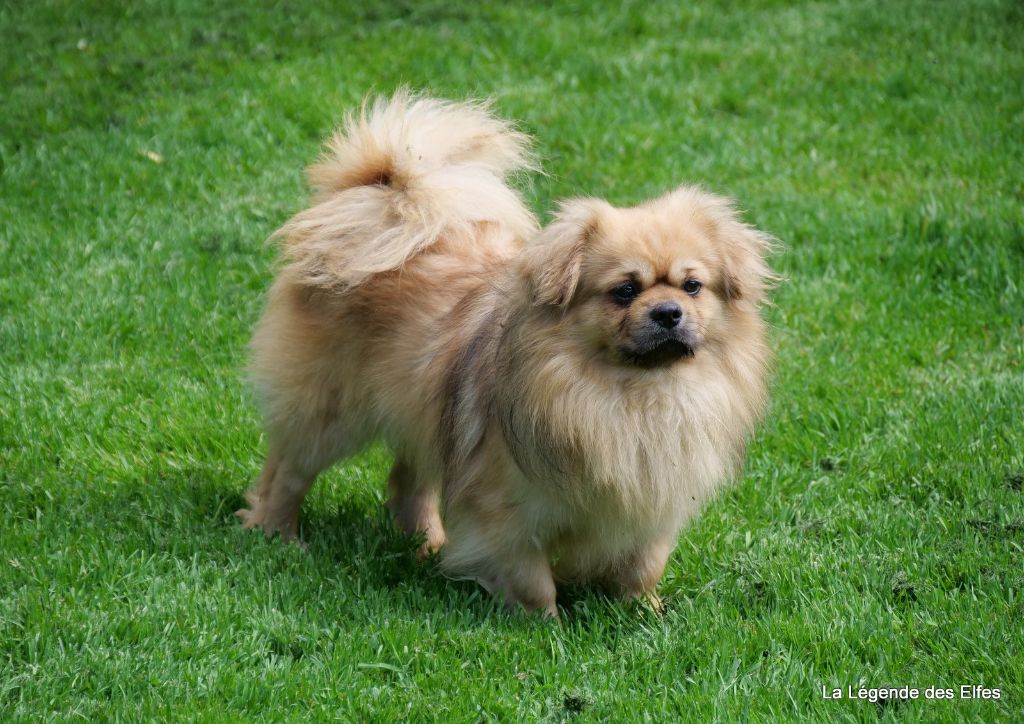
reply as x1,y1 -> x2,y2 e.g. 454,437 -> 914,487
719,221 -> 775,304
684,189 -> 777,305
523,199 -> 609,307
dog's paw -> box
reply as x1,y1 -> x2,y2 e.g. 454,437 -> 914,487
477,575 -> 559,619
644,591 -> 666,616
616,587 -> 666,616
415,529 -> 447,561
235,505 -> 301,545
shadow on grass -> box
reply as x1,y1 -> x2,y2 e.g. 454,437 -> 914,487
70,471 -> 545,625
83,466 -> 670,628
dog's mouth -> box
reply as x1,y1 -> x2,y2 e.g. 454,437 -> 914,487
621,338 -> 696,368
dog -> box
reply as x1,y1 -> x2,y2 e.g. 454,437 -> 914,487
238,91 -> 775,615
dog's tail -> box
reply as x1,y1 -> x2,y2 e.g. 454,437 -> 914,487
276,90 -> 539,289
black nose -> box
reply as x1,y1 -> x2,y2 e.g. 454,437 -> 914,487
649,302 -> 683,329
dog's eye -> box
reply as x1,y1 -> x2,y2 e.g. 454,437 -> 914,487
611,281 -> 639,303
683,279 -> 702,296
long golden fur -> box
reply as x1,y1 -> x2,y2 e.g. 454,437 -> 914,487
238,91 -> 775,615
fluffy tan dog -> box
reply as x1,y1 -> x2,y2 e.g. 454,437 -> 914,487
238,92 -> 775,616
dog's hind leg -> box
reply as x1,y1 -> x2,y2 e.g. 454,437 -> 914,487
236,452 -> 316,542
386,460 -> 446,558
237,415 -> 362,542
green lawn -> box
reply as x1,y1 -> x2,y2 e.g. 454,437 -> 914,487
2,0 -> 1022,720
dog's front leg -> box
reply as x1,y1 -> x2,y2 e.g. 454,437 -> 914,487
479,544 -> 559,618
606,535 -> 675,614
443,509 -> 558,617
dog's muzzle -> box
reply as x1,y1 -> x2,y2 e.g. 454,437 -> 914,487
621,320 -> 701,368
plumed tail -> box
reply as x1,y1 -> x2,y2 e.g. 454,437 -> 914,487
275,90 -> 539,289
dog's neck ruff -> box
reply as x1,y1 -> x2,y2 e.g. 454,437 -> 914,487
497,347 -> 750,520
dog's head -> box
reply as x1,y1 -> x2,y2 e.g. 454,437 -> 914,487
520,186 -> 774,369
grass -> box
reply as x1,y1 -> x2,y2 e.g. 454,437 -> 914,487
1,0 -> 1022,719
